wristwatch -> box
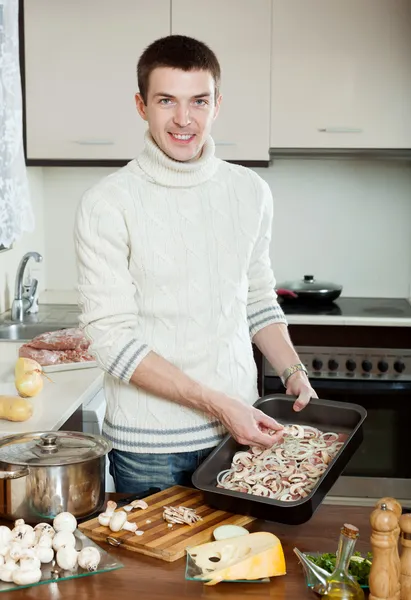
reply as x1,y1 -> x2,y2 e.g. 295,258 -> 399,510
280,363 -> 308,387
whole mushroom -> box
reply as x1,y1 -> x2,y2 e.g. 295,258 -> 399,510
77,547 -> 101,572
0,559 -> 19,583
56,546 -> 78,571
52,530 -> 76,552
98,500 -> 117,527
12,520 -> 35,548
33,523 -> 55,542
53,512 -> 77,533
109,511 -> 137,533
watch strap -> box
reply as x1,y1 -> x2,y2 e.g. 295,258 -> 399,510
280,363 -> 308,387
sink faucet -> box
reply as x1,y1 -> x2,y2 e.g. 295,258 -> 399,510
11,252 -> 43,322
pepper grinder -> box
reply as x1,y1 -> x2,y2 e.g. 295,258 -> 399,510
399,514 -> 411,600
369,503 -> 401,600
376,497 -> 402,596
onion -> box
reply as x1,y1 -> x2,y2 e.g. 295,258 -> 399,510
216,424 -> 347,502
14,358 -> 50,398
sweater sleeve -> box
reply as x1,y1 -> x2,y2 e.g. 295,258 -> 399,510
247,178 -> 287,338
74,188 -> 151,383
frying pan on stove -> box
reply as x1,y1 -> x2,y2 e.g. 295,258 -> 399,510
276,274 -> 343,303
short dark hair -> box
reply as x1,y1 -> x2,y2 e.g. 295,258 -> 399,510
137,35 -> 221,105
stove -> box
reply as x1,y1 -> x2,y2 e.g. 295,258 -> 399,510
271,297 -> 411,381
263,297 -> 411,502
279,296 -> 411,319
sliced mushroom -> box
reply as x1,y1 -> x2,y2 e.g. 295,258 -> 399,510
162,506 -> 202,526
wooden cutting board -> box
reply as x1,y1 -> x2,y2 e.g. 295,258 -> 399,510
79,485 -> 254,562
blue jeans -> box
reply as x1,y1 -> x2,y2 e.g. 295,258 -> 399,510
108,447 -> 214,494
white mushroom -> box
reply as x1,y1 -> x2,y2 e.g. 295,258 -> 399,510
0,526 -> 12,548
56,546 -> 78,571
77,547 -> 101,571
98,500 -> 117,522
34,523 -> 55,542
97,513 -> 110,527
52,530 -> 76,552
19,556 -> 41,571
35,544 -> 54,564
53,512 -> 77,533
12,520 -> 35,548
123,499 -> 148,512
162,505 -> 202,526
0,555 -> 4,567
109,511 -> 137,533
12,567 -> 42,586
0,559 -> 19,582
8,542 -> 25,562
37,534 -> 53,549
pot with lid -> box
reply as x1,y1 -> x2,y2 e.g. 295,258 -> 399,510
0,430 -> 111,524
276,274 -> 343,303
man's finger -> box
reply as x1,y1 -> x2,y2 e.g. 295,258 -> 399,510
293,390 -> 312,412
256,410 -> 284,432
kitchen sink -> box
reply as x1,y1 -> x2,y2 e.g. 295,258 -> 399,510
0,323 -> 70,342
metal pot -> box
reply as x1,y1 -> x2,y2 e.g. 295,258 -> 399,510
0,431 -> 112,524
276,274 -> 343,303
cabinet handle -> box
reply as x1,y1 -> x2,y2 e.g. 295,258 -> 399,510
72,139 -> 115,145
317,127 -> 363,134
214,141 -> 237,146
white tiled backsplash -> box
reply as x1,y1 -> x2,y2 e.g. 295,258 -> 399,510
2,158 -> 410,313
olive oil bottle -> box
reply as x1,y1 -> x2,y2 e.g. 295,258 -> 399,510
316,523 -> 365,600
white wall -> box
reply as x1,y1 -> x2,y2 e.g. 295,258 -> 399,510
255,158 -> 411,298
0,168 -> 46,314
38,158 -> 411,299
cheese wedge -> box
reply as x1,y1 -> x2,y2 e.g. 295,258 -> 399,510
187,531 -> 286,585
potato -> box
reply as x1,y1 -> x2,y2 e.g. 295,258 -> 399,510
0,395 -> 33,421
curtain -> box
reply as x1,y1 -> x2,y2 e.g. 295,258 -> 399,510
0,0 -> 34,248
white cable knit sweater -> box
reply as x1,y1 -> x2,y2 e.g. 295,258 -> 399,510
74,132 -> 286,453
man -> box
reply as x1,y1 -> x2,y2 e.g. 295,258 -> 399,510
74,35 -> 317,493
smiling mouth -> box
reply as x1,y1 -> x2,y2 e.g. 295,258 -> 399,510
168,133 -> 195,143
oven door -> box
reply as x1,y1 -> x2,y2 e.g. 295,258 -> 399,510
263,375 -> 411,504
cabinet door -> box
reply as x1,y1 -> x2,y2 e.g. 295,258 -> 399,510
172,0 -> 271,161
270,0 -> 411,149
24,0 -> 170,161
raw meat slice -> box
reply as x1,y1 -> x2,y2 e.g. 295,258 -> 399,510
27,328 -> 89,351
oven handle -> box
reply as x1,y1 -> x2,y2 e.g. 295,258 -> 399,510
264,376 -> 411,394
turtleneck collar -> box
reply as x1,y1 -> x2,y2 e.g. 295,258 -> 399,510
136,131 -> 219,188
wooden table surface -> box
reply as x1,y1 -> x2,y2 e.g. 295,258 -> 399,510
6,496 -> 373,600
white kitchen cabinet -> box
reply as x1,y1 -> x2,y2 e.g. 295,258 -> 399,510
172,0 -> 271,162
270,0 -> 411,149
24,0 -> 170,161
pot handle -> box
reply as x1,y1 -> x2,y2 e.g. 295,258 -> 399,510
0,467 -> 29,480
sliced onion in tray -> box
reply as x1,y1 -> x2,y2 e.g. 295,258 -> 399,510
216,424 -> 347,503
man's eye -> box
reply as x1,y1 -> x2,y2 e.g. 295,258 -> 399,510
159,98 -> 172,105
194,99 -> 207,106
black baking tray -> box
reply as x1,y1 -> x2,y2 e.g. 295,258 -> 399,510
192,394 -> 367,525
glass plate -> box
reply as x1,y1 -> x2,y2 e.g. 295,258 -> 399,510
0,528 -> 123,593
302,552 -> 369,590
185,551 -> 270,584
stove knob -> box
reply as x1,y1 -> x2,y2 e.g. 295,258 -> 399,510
394,360 -> 406,374
346,359 -> 356,372
362,360 -> 373,373
312,359 -> 323,371
377,360 -> 389,373
328,359 -> 339,371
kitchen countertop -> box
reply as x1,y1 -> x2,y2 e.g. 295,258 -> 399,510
38,290 -> 411,327
0,342 -> 103,435
5,496 -> 373,600
286,313 -> 411,327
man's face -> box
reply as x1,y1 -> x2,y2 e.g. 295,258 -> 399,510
135,67 -> 221,162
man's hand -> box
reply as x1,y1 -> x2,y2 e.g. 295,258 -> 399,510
285,371 -> 318,412
215,398 -> 284,448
